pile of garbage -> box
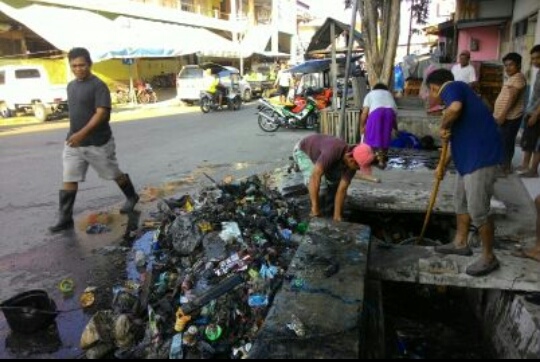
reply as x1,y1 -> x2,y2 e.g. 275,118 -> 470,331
80,174 -> 309,359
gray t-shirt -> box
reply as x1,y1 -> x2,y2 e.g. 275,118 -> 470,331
67,74 -> 112,146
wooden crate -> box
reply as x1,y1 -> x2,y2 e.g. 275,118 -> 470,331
404,79 -> 423,96
320,109 -> 361,144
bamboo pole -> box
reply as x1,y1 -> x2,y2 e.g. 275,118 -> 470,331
339,0 -> 359,140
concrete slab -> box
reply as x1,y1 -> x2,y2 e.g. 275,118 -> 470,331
397,108 -> 441,141
249,219 -> 371,359
347,168 -> 507,216
369,245 -> 540,292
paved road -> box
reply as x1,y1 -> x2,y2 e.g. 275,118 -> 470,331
0,103 -> 311,299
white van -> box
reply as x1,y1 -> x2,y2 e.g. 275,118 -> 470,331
0,65 -> 68,122
176,64 -> 252,105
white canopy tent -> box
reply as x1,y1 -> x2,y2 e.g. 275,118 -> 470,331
0,1 -> 242,61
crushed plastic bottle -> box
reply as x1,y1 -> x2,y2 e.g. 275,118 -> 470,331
248,294 -> 269,308
280,228 -> 292,241
296,222 -> 309,235
214,251 -> 252,277
135,250 -> 147,268
169,333 -> 184,359
183,325 -> 199,347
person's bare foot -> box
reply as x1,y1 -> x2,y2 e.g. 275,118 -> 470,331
511,247 -> 540,262
519,170 -> 539,178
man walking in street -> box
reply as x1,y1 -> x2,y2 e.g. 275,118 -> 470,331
49,47 -> 139,233
292,134 -> 374,222
426,69 -> 503,277
274,63 -> 293,104
517,44 -> 540,178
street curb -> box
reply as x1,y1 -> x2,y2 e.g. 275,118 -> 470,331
0,105 -> 200,137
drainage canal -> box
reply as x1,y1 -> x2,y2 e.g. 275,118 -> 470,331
356,211 -> 495,359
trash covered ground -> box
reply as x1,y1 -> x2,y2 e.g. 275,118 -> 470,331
78,173 -> 311,359
1,150 -> 536,359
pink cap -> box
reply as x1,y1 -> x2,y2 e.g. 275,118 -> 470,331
352,143 -> 375,175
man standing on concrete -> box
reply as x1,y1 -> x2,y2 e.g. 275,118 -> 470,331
49,47 -> 139,233
493,52 -> 526,175
426,69 -> 503,277
293,134 -> 374,222
451,50 -> 477,88
517,44 -> 540,178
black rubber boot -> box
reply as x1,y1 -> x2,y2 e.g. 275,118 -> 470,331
49,190 -> 77,233
118,174 -> 139,214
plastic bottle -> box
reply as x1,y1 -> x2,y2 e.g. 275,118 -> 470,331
169,333 -> 184,359
296,222 -> 309,235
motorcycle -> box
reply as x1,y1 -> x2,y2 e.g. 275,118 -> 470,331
199,63 -> 243,114
136,83 -> 158,104
256,95 -> 319,132
200,89 -> 242,113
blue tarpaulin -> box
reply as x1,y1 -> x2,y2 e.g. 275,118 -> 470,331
287,56 -> 362,74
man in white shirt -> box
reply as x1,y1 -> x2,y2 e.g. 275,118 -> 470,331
274,63 -> 293,103
451,50 -> 477,87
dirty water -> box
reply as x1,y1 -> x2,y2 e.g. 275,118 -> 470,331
386,149 -> 450,171
383,282 -> 493,359
0,243 -> 129,358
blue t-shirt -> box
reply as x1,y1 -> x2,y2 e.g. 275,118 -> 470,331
440,81 -> 503,176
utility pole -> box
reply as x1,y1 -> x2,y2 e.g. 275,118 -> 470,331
339,0 -> 359,141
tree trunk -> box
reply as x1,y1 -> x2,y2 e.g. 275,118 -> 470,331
360,0 -> 401,87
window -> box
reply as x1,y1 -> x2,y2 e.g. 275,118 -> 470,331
15,69 -> 40,79
178,67 -> 203,79
514,19 -> 528,38
0,71 -> 5,85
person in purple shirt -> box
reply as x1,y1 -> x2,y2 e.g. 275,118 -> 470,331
426,69 -> 503,277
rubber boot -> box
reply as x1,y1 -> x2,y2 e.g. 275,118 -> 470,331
118,174 -> 139,214
49,190 -> 77,233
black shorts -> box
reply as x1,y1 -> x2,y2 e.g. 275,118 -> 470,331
279,86 -> 290,96
521,116 -> 540,152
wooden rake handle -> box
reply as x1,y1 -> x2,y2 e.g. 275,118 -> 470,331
418,140 -> 450,244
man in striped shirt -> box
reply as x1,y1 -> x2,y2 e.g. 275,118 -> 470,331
493,52 -> 527,175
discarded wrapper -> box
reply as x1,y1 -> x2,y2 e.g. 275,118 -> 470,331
80,291 -> 95,308
287,314 -> 306,337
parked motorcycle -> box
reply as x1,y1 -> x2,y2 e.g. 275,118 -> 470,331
136,82 -> 158,104
256,96 -> 319,132
200,89 -> 242,113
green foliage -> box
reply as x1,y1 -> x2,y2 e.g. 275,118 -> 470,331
409,0 -> 430,25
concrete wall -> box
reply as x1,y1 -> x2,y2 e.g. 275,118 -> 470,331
470,290 -> 540,359
477,0 -> 513,19
513,0 -> 540,22
458,26 -> 501,61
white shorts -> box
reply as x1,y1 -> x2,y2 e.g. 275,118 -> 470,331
63,137 -> 123,183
